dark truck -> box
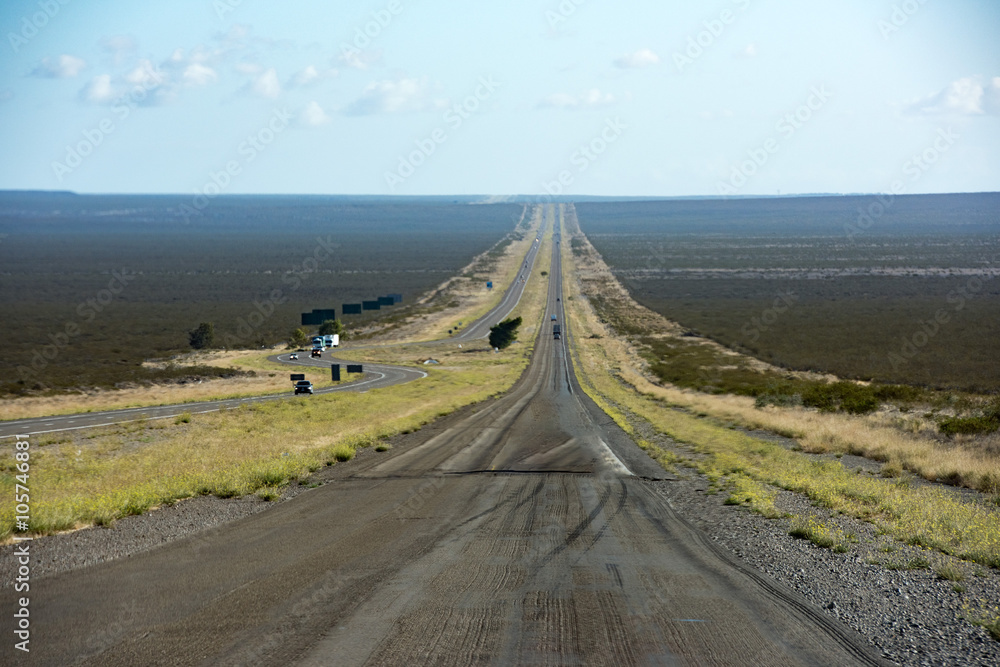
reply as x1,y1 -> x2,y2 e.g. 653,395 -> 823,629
553,324 -> 561,340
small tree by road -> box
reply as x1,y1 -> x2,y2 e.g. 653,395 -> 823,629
318,319 -> 344,336
288,328 -> 309,348
489,317 -> 522,350
188,322 -> 215,350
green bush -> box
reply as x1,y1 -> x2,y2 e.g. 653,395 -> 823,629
939,415 -> 1000,436
489,317 -> 522,350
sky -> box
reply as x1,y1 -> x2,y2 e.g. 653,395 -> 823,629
0,0 -> 998,197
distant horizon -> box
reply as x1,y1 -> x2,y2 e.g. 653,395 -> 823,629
2,189 -> 999,201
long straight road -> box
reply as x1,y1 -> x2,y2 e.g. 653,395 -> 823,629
24,205 -> 884,665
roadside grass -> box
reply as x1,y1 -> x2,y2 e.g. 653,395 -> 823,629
0,207 -> 551,542
788,515 -> 855,553
560,207 -> 1000,569
964,602 -> 1000,641
0,350 -> 334,422
0,351 -> 528,541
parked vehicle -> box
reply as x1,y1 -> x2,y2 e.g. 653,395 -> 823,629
294,380 -> 314,395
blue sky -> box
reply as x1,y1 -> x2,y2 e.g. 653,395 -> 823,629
0,0 -> 998,197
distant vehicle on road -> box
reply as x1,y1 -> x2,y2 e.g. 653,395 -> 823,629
289,353 -> 298,360
294,380 -> 314,395
551,314 -> 557,321
323,334 -> 339,348
311,348 -> 322,358
311,336 -> 326,349
553,324 -> 561,340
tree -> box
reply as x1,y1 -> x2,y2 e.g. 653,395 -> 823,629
188,322 -> 215,350
288,327 -> 309,348
489,316 -> 522,350
318,319 -> 343,336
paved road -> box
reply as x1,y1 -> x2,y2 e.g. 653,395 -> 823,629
24,206 -> 884,666
0,210 -> 547,440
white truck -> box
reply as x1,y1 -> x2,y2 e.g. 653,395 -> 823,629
323,334 -> 339,348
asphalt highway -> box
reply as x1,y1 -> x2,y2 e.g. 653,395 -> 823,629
24,207 -> 885,666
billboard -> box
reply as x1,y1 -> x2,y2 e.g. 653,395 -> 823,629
342,303 -> 363,315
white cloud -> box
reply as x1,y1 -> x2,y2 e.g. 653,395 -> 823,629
290,65 -> 337,88
79,74 -> 116,104
183,63 -> 218,87
100,35 -> 137,64
538,88 -> 616,109
235,62 -> 263,75
31,54 -> 86,78
905,76 -> 1000,116
124,60 -> 162,87
740,44 -> 758,58
613,49 -> 660,69
344,77 -> 446,115
251,67 -> 282,98
300,101 -> 331,126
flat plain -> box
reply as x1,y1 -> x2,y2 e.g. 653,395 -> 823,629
577,194 -> 1000,392
0,193 -> 520,395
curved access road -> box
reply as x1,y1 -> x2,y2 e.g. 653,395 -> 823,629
0,210 -> 548,440
23,205 -> 885,666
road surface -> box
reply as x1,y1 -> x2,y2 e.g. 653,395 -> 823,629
21,208 -> 884,666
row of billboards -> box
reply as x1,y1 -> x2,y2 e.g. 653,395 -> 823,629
300,294 -> 402,325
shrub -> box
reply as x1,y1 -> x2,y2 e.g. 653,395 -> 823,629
489,316 -> 522,350
939,415 -> 1000,436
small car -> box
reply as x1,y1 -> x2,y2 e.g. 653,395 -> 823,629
311,349 -> 322,358
294,380 -> 314,395
289,353 -> 298,360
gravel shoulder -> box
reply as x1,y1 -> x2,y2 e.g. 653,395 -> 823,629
4,399 -> 998,665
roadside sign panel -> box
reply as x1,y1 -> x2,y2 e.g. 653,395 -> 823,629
331,364 -> 340,381
290,374 -> 305,381
346,364 -> 363,374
